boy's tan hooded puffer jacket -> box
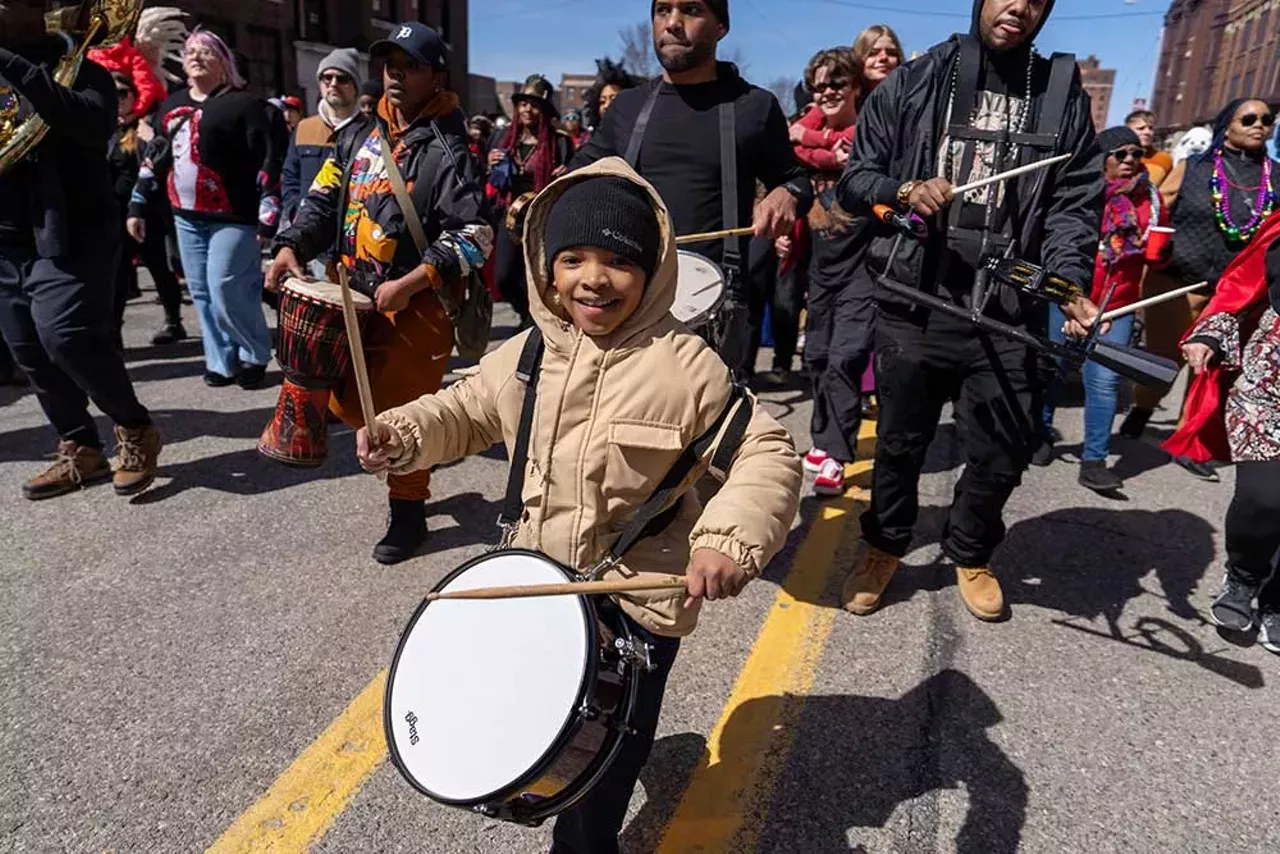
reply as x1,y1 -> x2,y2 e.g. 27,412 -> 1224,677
380,157 -> 802,637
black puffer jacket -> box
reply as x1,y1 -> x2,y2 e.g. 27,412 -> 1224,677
838,0 -> 1102,314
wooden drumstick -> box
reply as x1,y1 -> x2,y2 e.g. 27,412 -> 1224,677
1100,281 -> 1208,322
675,226 -> 757,245
426,576 -> 688,601
948,153 -> 1071,197
337,266 -> 378,433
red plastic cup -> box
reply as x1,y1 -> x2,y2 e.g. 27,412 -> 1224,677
1146,226 -> 1175,262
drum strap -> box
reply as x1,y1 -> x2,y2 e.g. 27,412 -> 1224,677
623,80 -> 662,168
497,328 -> 755,564
718,101 -> 741,278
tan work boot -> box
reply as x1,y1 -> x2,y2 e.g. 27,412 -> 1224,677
956,566 -> 1005,621
841,545 -> 901,615
22,441 -> 112,500
112,424 -> 162,496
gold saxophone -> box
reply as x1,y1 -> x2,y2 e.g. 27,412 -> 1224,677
0,0 -> 142,174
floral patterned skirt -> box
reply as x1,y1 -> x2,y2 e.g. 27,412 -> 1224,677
1227,308 -> 1280,462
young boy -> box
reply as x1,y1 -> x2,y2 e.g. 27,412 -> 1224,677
357,158 -> 803,852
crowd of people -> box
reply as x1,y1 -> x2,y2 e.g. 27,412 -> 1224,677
3,0 -> 1280,848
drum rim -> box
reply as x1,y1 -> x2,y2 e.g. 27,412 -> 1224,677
673,249 -> 726,327
281,277 -> 374,308
383,548 -> 600,808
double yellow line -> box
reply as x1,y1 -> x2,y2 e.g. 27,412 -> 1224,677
209,423 -> 874,853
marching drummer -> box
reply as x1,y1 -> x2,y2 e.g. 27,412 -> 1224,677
357,159 -> 802,853
267,22 -> 493,565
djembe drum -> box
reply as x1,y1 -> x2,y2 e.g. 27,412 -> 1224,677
259,278 -> 374,467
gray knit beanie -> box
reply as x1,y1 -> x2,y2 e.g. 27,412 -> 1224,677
316,48 -> 363,85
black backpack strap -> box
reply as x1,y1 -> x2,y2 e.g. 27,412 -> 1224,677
718,100 -> 741,277
1035,53 -> 1076,144
624,80 -> 662,168
496,329 -> 545,543
604,385 -> 753,567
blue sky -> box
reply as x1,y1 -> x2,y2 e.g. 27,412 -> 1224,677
469,0 -> 1172,127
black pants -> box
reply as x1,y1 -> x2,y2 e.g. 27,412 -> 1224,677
863,306 -> 1036,567
805,280 -> 874,463
744,235 -> 804,373
0,243 -> 150,449
1225,460 -> 1280,613
551,618 -> 681,854
494,224 -> 530,326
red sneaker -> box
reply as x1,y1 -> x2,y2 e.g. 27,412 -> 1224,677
813,457 -> 846,496
804,448 -> 829,473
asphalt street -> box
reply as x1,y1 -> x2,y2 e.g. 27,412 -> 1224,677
2,283 -> 1278,853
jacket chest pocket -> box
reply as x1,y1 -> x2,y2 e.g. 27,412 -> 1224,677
604,420 -> 686,514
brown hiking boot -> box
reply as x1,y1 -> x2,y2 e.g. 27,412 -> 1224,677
956,566 -> 1005,622
22,441 -> 112,500
841,545 -> 901,615
112,424 -> 162,496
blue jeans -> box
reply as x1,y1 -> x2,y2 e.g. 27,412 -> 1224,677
174,216 -> 271,377
1040,304 -> 1136,462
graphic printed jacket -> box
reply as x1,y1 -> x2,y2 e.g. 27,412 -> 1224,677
274,95 -> 492,300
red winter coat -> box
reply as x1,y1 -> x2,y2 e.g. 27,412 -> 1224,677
88,38 -> 166,119
792,107 -> 855,173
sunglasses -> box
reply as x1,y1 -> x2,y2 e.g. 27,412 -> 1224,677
1237,112 -> 1276,129
320,72 -> 353,85
1109,147 -> 1144,162
809,78 -> 850,94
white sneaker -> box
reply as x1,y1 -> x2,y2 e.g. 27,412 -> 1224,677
804,448 -> 829,473
813,457 -> 846,496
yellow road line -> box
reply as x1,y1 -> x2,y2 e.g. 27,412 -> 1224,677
207,671 -> 389,853
656,421 -> 874,853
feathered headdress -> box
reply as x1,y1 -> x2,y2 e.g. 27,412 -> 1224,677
134,7 -> 190,84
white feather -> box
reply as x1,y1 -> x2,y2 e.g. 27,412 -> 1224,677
134,7 -> 190,83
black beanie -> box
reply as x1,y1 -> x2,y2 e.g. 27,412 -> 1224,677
653,0 -> 729,33
1096,125 -> 1141,156
545,177 -> 662,280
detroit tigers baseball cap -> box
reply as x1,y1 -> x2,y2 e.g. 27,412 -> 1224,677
370,21 -> 450,71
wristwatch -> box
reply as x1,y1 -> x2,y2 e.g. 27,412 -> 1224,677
896,180 -> 920,209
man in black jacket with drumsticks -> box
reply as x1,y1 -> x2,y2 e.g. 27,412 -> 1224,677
836,0 -> 1105,622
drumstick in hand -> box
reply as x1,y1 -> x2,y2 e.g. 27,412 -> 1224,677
337,266 -> 378,435
427,576 -> 688,601
675,226 -> 756,246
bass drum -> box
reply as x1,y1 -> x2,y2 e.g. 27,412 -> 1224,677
384,550 -> 643,826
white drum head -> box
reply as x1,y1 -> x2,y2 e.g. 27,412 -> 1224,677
283,277 -> 373,310
386,552 -> 592,802
673,251 -> 725,326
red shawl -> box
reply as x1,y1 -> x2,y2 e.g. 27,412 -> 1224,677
1162,211 -> 1280,462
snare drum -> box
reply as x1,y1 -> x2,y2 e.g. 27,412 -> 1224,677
673,250 -> 725,339
385,550 -> 646,826
258,278 -> 373,467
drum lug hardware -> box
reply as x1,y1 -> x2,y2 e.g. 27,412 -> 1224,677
475,804 -> 499,818
615,637 -> 655,672
582,554 -> 621,581
578,701 -> 602,721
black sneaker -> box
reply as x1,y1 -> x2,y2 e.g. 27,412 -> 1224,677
1030,440 -> 1055,467
1119,407 -> 1153,439
1078,460 -> 1123,492
1210,571 -> 1258,632
1173,455 -> 1219,482
203,371 -> 236,388
151,323 -> 187,346
1258,611 -> 1280,654
236,363 -> 268,390
373,499 -> 429,565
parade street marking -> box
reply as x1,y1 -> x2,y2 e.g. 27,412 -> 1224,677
657,420 -> 875,853
207,671 -> 388,853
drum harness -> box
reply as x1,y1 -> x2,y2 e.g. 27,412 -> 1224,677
624,81 -> 754,372
494,328 -> 755,668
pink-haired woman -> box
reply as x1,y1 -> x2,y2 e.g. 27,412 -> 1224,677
127,29 -> 284,389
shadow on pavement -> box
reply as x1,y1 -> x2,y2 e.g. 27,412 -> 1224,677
625,671 -> 1027,853
129,444 -> 365,503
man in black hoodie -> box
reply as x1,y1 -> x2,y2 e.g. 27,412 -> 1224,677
571,0 -> 812,380
837,0 -> 1104,622
0,5 -> 162,500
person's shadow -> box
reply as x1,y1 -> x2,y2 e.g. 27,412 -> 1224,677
622,671 -> 1026,853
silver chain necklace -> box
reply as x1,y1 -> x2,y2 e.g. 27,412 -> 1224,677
943,46 -> 1037,190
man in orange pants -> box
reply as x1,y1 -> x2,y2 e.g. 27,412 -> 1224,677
268,23 -> 492,563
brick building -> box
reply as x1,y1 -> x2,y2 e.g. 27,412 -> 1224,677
167,0 -> 469,109
1210,0 -> 1280,110
1077,55 -> 1115,131
558,73 -> 596,114
1149,0 -> 1280,134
